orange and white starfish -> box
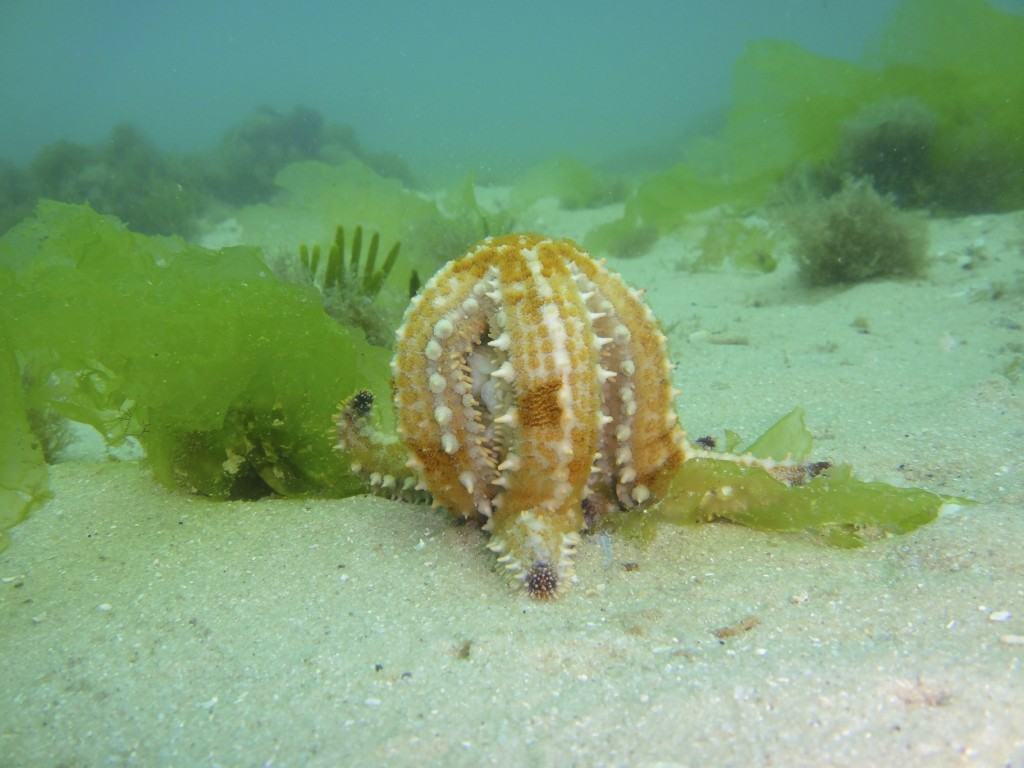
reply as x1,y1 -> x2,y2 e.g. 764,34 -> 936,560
335,233 -> 814,598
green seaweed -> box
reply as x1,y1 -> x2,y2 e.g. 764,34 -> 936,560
584,209 -> 653,258
659,459 -> 949,547
238,159 -> 439,248
740,407 -> 813,462
305,225 -> 402,299
0,323 -> 50,553
234,158 -> 446,293
591,0 -> 1024,244
438,171 -> 517,240
509,156 -> 618,213
689,215 -> 778,273
287,225 -> 406,347
19,123 -> 205,237
656,408 -> 962,546
1,200 -> 392,505
205,105 -> 414,207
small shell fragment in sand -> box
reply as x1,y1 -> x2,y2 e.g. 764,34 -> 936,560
714,615 -> 760,639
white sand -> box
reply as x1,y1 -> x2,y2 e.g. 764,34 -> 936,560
2,207 -> 1023,767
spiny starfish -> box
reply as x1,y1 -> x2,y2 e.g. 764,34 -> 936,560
335,233 -> 815,599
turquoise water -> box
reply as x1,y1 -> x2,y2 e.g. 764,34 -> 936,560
2,0 -> 902,181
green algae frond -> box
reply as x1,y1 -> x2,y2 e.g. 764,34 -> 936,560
1,201 -> 392,506
661,458 -> 949,547
509,156 -> 618,213
689,215 -> 778,274
285,225 -> 406,347
588,0 -> 1024,253
658,408 -> 961,546
0,335 -> 49,552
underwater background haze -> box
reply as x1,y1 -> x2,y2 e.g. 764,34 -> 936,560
3,0 -> 909,181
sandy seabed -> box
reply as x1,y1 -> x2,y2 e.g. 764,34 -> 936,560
2,205 -> 1023,767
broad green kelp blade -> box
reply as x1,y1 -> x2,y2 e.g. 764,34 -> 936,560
1,201 -> 393,501
659,459 -> 951,546
657,408 -> 963,546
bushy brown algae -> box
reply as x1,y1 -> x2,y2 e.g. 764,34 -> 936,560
784,177 -> 928,286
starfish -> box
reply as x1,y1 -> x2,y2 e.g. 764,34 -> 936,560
335,233 -> 815,599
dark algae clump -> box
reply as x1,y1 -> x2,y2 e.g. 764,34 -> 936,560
0,201 -> 391,513
23,123 -> 204,237
0,105 -> 416,240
